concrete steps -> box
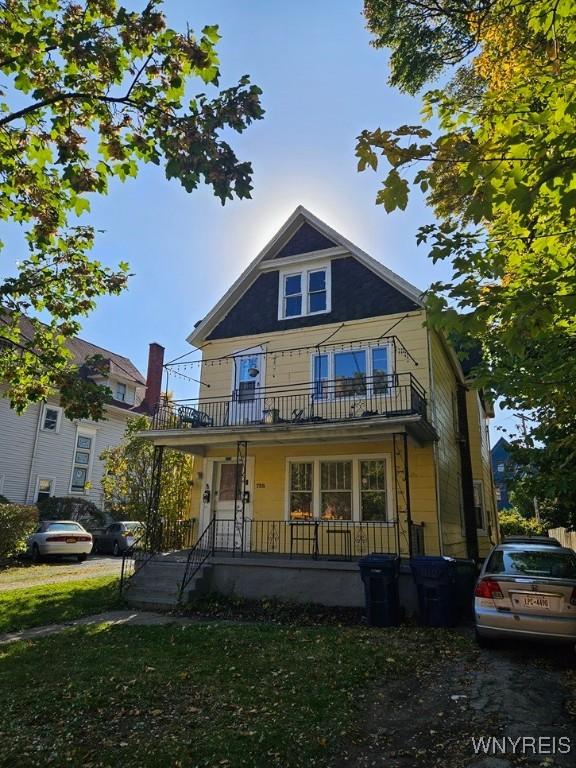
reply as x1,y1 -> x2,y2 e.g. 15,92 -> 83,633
123,554 -> 212,609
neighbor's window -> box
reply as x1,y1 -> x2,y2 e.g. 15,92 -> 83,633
42,406 -> 61,432
115,382 -> 127,402
36,478 -> 53,502
289,462 -> 313,520
497,462 -> 505,473
334,351 -> 366,397
320,461 -> 352,520
280,266 -> 329,319
71,434 -> 93,492
473,481 -> 485,529
360,460 -> 388,521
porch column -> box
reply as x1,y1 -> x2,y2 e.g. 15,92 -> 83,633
393,432 -> 414,557
145,444 -> 164,552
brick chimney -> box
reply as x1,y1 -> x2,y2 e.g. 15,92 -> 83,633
143,342 -> 165,415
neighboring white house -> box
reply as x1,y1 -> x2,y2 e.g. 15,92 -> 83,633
0,334 -> 165,508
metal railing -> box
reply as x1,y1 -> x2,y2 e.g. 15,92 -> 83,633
119,518 -> 196,596
179,518 -> 216,598
152,373 -> 427,431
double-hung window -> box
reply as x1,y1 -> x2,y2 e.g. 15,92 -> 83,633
289,462 -> 314,520
280,265 -> 329,319
473,481 -> 485,530
41,405 -> 61,432
320,460 -> 352,520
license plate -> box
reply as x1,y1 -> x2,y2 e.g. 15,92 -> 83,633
513,593 -> 551,610
66,537 -> 77,544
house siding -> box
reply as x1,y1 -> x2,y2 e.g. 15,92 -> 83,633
428,332 -> 467,558
198,311 -> 431,401
207,257 -> 419,340
0,391 -> 132,507
467,390 -> 499,555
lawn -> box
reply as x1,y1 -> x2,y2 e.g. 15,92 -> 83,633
0,575 -> 121,634
0,622 -> 472,768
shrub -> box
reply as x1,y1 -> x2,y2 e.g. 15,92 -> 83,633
0,504 -> 39,560
498,508 -> 545,537
37,496 -> 106,529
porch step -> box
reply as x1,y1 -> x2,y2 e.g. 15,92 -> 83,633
123,556 -> 212,609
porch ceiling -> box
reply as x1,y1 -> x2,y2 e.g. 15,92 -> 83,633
141,414 -> 437,453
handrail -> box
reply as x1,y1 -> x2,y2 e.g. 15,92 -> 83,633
178,518 -> 216,601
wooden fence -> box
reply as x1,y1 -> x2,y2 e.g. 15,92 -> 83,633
548,527 -> 576,550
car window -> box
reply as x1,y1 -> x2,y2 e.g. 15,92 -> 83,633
45,523 -> 84,533
487,549 -> 576,579
124,522 -> 142,531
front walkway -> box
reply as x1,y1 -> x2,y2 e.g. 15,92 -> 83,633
0,609 -> 200,645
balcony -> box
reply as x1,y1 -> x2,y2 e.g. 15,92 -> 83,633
151,373 -> 434,441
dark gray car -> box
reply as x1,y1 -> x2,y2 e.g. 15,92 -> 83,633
92,521 -> 144,556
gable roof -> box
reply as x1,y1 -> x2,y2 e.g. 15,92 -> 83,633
187,206 -> 424,346
16,315 -> 145,385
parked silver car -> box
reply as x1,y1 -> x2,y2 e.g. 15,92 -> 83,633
475,541 -> 576,646
27,521 -> 93,562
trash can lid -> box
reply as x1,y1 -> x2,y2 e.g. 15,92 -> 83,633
358,553 -> 400,569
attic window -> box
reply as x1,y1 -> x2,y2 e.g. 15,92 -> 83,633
279,263 -> 330,320
116,382 -> 127,402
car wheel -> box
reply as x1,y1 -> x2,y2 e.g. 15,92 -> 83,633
92,542 -> 99,555
77,553 -> 87,563
31,543 -> 41,563
113,541 -> 120,557
475,628 -> 497,649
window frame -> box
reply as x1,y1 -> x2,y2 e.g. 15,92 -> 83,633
311,343 -> 394,401
41,404 -> 62,433
285,454 -> 393,522
115,382 -> 127,402
473,480 -> 486,532
278,261 -> 331,320
35,476 -> 55,503
69,427 -> 96,495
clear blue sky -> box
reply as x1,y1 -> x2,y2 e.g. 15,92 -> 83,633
5,0 -> 514,439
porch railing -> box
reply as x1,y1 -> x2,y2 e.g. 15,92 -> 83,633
151,372 -> 428,431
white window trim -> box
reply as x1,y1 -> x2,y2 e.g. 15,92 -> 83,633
40,404 -> 63,433
310,343 -> 395,400
473,480 -> 486,532
0,474 -> 4,495
35,476 -> 56,502
284,453 -> 394,522
69,426 -> 96,495
277,260 -> 331,320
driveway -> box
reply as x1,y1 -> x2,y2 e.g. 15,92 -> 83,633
335,635 -> 576,768
0,555 -> 123,591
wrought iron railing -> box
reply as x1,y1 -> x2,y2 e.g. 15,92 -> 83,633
151,372 -> 427,431
179,517 -> 216,599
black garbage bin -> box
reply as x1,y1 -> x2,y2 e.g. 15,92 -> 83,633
358,554 -> 401,627
410,556 -> 459,627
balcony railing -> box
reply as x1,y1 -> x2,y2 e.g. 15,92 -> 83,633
152,372 -> 428,431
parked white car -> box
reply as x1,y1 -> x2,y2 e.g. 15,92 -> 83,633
27,521 -> 93,562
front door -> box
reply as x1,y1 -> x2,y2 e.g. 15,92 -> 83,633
229,347 -> 264,425
211,460 -> 253,552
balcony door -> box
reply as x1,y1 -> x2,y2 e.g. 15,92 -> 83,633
229,346 -> 265,425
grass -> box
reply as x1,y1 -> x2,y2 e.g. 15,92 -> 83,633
0,576 -> 121,634
0,622 -> 472,768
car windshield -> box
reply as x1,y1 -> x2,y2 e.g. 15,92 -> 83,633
124,522 -> 142,531
487,549 -> 576,579
45,523 -> 84,532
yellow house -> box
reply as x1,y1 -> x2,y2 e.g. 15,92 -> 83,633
140,207 -> 498,587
